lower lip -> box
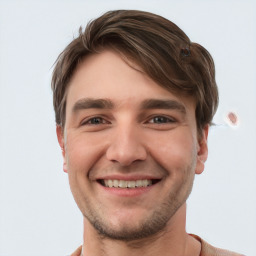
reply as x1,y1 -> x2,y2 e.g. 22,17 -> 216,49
98,183 -> 155,197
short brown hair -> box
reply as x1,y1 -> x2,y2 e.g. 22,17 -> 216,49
51,10 -> 218,133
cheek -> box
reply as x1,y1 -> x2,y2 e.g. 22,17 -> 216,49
65,133 -> 106,176
147,129 -> 197,170
64,134 -> 108,204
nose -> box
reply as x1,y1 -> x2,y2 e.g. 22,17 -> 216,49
106,124 -> 147,166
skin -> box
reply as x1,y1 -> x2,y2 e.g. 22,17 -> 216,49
57,50 -> 208,256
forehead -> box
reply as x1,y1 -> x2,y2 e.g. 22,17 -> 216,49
66,50 -> 195,111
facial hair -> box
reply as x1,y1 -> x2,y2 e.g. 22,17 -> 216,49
79,161 -> 196,242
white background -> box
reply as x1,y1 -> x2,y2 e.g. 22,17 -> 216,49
0,0 -> 255,255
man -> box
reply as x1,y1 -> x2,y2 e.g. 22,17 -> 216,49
51,10 -> 244,256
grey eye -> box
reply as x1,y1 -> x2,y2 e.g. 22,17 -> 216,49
87,117 -> 104,125
150,116 -> 173,124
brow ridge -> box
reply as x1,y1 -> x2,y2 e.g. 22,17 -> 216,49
141,99 -> 186,113
72,98 -> 114,112
72,98 -> 186,114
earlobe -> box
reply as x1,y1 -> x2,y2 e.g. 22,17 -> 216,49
195,125 -> 209,175
56,125 -> 68,173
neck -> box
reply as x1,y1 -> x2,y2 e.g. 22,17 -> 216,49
82,204 -> 201,256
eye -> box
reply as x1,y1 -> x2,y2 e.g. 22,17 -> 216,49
148,116 -> 175,124
81,117 -> 108,125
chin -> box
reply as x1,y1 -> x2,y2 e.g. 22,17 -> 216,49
93,220 -> 166,241
86,204 -> 178,242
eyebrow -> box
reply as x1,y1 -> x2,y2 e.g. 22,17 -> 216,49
72,98 -> 186,114
72,98 -> 114,112
141,99 -> 186,114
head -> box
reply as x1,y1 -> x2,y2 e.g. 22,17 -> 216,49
52,9 -> 218,136
52,10 -> 218,241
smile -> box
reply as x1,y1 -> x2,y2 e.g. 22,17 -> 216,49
100,179 -> 160,188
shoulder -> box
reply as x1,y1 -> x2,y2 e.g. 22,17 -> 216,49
69,237 -> 245,256
190,234 -> 245,256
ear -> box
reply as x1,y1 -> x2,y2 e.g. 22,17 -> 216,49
56,125 -> 68,173
195,125 -> 209,175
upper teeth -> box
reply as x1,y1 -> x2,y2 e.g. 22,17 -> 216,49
103,179 -> 152,188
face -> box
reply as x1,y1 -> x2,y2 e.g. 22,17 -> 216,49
57,50 -> 208,241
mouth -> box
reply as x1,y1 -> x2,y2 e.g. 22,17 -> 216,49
98,179 -> 160,189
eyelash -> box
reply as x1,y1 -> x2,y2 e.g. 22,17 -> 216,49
147,116 -> 175,124
81,116 -> 109,126
81,115 -> 176,126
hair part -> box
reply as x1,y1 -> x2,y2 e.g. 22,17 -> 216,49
51,10 -> 218,135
